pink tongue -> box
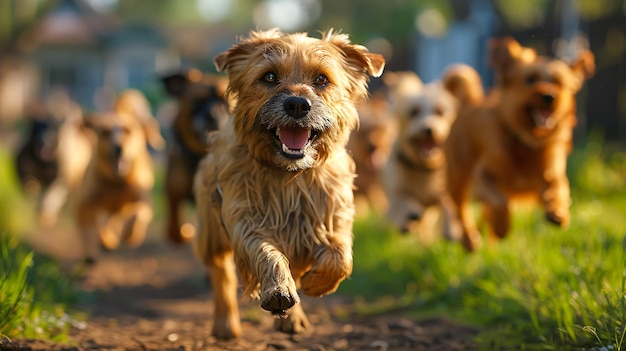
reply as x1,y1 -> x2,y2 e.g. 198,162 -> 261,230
278,126 -> 310,150
537,110 -> 552,120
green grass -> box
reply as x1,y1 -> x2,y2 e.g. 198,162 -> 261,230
340,136 -> 626,350
0,147 -> 82,342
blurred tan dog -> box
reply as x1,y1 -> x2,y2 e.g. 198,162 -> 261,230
40,90 -> 164,229
349,90 -> 397,217
383,65 -> 483,242
161,69 -> 230,244
445,38 -> 595,251
193,29 -> 384,339
74,90 -> 163,262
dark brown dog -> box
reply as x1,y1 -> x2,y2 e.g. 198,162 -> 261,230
193,29 -> 384,339
445,37 -> 595,251
161,69 -> 230,244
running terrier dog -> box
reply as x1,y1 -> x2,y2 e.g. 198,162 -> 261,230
193,29 -> 384,339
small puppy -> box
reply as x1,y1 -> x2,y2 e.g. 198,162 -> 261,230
445,37 -> 595,251
349,90 -> 397,216
193,29 -> 384,339
382,66 -> 483,241
161,69 -> 230,244
76,90 -> 161,261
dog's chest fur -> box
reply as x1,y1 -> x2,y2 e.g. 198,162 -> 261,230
202,143 -> 355,270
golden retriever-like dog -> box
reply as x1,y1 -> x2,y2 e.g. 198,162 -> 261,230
161,69 -> 230,244
445,38 -> 595,251
193,29 -> 384,339
75,90 -> 162,262
382,66 -> 483,242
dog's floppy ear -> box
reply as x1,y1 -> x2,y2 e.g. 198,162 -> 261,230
214,28 -> 284,72
324,30 -> 385,78
569,49 -> 595,91
442,64 -> 484,107
162,68 -> 206,97
489,37 -> 536,69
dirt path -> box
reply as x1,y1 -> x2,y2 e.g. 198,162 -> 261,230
2,223 -> 480,351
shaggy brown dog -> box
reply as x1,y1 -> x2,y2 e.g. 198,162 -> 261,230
76,90 -> 161,262
193,29 -> 384,339
445,38 -> 595,251
161,69 -> 230,244
349,90 -> 397,217
382,65 -> 483,241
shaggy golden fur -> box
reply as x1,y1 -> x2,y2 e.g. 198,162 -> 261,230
193,29 -> 384,339
161,69 -> 230,244
75,90 -> 162,261
445,37 -> 595,251
382,65 -> 483,241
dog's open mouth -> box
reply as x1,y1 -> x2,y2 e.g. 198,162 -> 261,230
530,108 -> 556,129
273,126 -> 317,159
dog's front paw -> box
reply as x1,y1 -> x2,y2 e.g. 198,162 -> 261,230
261,285 -> 299,317
546,209 -> 570,228
273,304 -> 310,334
212,317 -> 242,340
301,249 -> 352,297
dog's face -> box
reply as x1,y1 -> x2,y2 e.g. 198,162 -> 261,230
162,69 -> 230,143
86,113 -> 147,180
387,78 -> 459,168
214,29 -> 385,172
491,38 -> 595,142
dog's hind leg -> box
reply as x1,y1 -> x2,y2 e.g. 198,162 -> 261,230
447,168 -> 482,251
474,169 -> 510,241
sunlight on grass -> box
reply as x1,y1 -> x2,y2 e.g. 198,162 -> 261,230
340,139 -> 626,350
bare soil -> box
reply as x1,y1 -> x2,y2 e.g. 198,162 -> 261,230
1,222 -> 480,351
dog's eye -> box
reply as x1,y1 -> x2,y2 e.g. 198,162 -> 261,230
525,73 -> 540,85
434,106 -> 444,116
409,107 -> 420,118
313,74 -> 329,87
262,72 -> 278,84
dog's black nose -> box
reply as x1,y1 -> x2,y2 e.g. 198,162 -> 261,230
542,93 -> 555,105
113,145 -> 123,157
284,96 -> 311,119
424,128 -> 433,138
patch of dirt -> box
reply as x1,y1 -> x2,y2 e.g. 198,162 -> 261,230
2,224 -> 480,351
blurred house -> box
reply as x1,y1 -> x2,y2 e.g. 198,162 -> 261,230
27,0 -> 178,110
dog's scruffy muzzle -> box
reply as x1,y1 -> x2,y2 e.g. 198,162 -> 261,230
256,92 -> 334,170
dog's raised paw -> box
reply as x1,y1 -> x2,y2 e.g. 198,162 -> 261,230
546,210 -> 569,228
261,289 -> 298,316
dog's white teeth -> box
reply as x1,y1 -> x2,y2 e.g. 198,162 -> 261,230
281,143 -> 305,155
533,113 -> 555,129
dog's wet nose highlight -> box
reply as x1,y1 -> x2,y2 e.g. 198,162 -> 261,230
284,96 -> 311,119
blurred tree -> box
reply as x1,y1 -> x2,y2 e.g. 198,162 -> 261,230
0,0 -> 58,55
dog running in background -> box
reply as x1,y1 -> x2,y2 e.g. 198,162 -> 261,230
161,68 -> 230,244
15,89 -> 80,197
382,65 -> 483,242
445,37 -> 595,251
75,90 -> 163,262
193,29 -> 384,339
349,89 -> 397,217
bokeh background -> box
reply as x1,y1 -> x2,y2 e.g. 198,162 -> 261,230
0,0 -> 625,142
